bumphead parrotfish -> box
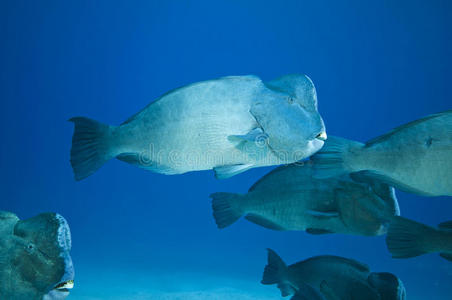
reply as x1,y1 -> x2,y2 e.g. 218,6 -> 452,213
211,161 -> 399,236
0,211 -> 74,300
312,111 -> 452,196
386,216 -> 452,262
261,249 -> 406,300
70,74 -> 326,181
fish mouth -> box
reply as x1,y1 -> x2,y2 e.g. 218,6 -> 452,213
315,131 -> 327,141
53,280 -> 74,292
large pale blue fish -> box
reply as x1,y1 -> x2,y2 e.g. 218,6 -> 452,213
70,74 -> 326,180
312,111 -> 452,196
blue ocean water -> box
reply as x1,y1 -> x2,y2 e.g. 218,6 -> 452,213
1,0 -> 451,299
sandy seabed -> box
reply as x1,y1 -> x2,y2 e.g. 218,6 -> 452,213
69,267 -> 280,300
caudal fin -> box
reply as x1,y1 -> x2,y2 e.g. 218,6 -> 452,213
69,117 -> 116,181
311,136 -> 364,179
386,216 -> 436,258
210,192 -> 243,229
262,249 -> 295,297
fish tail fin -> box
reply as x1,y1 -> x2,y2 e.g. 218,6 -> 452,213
210,192 -> 244,229
311,136 -> 364,179
262,249 -> 295,297
69,117 -> 118,181
386,216 -> 437,258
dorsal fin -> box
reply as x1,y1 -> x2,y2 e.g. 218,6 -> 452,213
365,110 -> 452,147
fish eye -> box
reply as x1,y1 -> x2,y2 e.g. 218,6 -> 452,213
287,96 -> 294,104
26,243 -> 35,252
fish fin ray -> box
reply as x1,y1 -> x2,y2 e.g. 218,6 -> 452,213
306,228 -> 334,235
262,249 -> 294,297
386,216 -> 435,258
306,210 -> 339,218
311,136 -> 364,179
228,128 -> 267,143
213,164 -> 254,179
69,117 -> 116,181
210,193 -> 243,229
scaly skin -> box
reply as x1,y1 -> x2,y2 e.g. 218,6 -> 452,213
357,111 -> 452,196
112,75 -> 326,174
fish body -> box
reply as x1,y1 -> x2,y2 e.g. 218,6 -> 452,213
70,74 -> 326,181
211,161 -> 399,236
261,249 -> 406,300
313,111 -> 452,196
386,216 -> 452,261
0,212 -> 74,300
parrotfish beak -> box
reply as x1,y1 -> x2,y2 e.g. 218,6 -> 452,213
54,279 -> 74,291
43,280 -> 74,300
316,131 -> 328,141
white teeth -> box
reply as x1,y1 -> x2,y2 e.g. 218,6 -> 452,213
55,280 -> 74,290
316,131 -> 327,141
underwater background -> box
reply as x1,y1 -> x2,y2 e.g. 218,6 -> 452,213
1,0 -> 451,299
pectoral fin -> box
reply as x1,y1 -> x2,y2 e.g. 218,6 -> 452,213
228,128 -> 267,143
306,210 -> 339,218
214,164 -> 254,179
306,228 -> 334,235
305,210 -> 340,234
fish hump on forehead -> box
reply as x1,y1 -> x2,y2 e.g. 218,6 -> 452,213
14,213 -> 71,257
0,211 -> 20,235
264,74 -> 318,110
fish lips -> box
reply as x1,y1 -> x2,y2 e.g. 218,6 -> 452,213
43,280 -> 73,300
44,261 -> 74,300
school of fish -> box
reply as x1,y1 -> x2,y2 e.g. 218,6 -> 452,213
3,74 -> 450,299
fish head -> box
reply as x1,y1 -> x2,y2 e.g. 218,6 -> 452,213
335,178 -> 399,236
368,272 -> 406,300
252,74 -> 326,163
0,213 -> 74,299
349,172 -> 401,233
